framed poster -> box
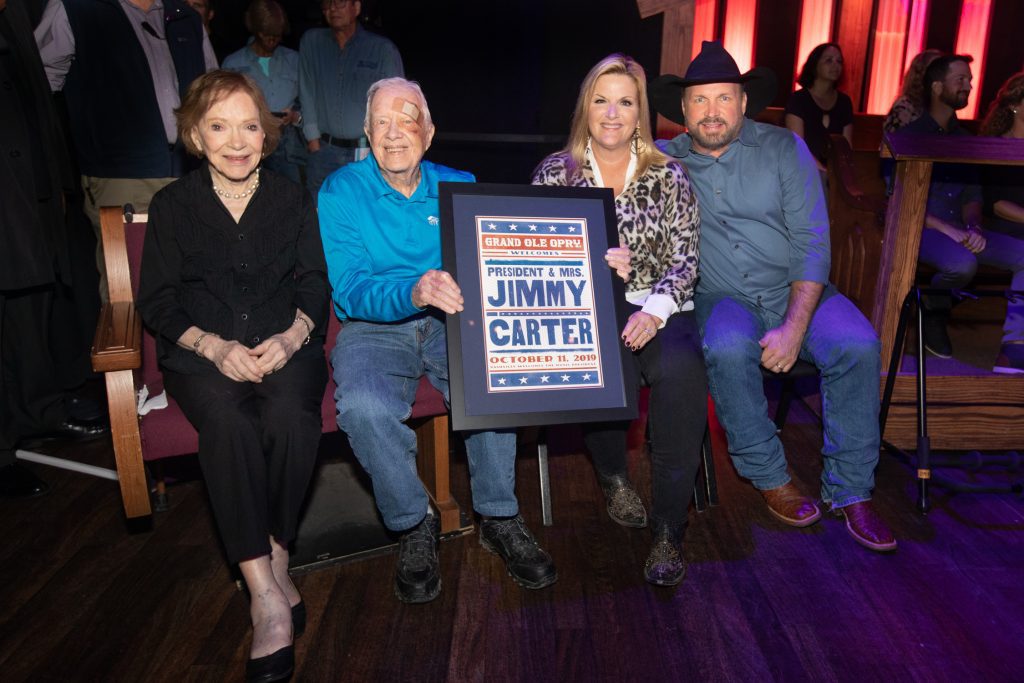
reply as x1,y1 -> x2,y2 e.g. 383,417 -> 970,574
439,182 -> 637,431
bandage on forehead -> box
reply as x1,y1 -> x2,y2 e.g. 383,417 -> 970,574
390,97 -> 424,126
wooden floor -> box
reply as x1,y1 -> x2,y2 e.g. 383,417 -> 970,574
2,399 -> 1023,682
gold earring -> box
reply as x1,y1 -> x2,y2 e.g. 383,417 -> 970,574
630,126 -> 646,154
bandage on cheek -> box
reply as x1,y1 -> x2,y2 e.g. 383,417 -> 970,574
390,97 -> 424,129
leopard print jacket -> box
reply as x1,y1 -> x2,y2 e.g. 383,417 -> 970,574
531,152 -> 700,311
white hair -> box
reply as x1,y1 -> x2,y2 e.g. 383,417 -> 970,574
363,77 -> 434,131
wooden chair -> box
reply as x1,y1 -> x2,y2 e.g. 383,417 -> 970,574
91,206 -> 465,533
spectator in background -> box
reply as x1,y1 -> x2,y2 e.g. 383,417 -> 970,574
1,0 -> 107,499
785,42 -> 853,172
37,0 -> 217,302
902,56 -> 1024,373
883,48 -> 942,134
299,0 -> 403,197
186,0 -> 214,32
980,72 -> 1024,239
223,0 -> 306,184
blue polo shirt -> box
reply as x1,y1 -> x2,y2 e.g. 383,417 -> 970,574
318,155 -> 474,322
660,120 -> 831,317
298,25 -> 403,143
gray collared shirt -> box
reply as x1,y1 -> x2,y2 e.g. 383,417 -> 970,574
660,119 -> 831,317
298,25 -> 403,142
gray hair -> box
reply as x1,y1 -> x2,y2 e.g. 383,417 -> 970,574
363,77 -> 434,131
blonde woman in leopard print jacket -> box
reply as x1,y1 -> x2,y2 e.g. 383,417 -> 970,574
532,54 -> 706,587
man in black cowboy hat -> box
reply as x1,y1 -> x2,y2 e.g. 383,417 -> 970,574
651,41 -> 896,552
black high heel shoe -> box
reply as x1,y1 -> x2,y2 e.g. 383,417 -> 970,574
245,644 -> 294,683
291,601 -> 306,638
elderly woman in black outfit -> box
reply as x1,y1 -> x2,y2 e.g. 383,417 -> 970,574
532,54 -> 705,586
137,71 -> 328,683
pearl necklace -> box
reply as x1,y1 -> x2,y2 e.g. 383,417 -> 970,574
212,169 -> 260,200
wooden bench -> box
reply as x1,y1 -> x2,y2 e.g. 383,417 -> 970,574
91,206 -> 465,534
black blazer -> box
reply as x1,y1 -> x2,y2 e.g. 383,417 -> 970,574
137,165 -> 330,375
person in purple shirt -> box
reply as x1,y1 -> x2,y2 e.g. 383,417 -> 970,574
653,41 -> 896,553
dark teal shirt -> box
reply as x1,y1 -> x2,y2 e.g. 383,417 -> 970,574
660,120 -> 830,317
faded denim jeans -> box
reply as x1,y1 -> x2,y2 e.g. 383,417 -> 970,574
695,287 -> 881,508
332,315 -> 518,531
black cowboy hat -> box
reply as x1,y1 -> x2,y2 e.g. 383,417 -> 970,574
649,40 -> 778,124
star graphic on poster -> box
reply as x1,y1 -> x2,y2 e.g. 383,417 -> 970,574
548,226 -> 557,232
497,377 -> 507,385
487,223 -> 497,230
540,375 -> 550,383
561,374 -> 571,382
568,226 -> 577,232
519,376 -> 530,384
509,224 -> 518,231
528,224 -> 538,231
582,373 -> 592,380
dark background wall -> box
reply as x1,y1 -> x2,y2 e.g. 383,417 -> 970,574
206,0 -> 1024,181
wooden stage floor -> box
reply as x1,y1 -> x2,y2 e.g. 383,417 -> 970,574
1,398 -> 1022,682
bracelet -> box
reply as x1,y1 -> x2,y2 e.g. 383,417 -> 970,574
294,316 -> 312,346
193,332 -> 219,357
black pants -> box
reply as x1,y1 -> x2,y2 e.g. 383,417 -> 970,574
1,286 -> 67,466
583,310 -> 708,531
164,349 -> 327,564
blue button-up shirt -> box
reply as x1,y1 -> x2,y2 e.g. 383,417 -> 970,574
899,113 -> 982,227
298,25 -> 403,143
318,156 -> 473,322
660,120 -> 830,317
222,42 -> 300,113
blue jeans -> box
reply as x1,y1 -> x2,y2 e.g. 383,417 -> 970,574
306,144 -> 357,201
262,126 -> 307,186
694,287 -> 881,508
918,228 -> 1024,343
331,315 -> 518,531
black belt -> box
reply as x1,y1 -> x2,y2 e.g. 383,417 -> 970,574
320,133 -> 362,148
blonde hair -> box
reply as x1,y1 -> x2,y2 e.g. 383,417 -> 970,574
900,49 -> 942,104
562,54 -> 667,181
981,71 -> 1024,137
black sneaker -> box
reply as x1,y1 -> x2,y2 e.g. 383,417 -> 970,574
479,515 -> 557,589
921,310 -> 953,358
394,513 -> 441,604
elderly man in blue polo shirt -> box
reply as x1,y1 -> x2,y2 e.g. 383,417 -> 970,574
318,77 -> 557,602
651,41 -> 896,552
300,0 -> 403,198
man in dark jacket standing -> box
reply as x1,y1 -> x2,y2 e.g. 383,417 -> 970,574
37,0 -> 216,300
0,0 -> 106,497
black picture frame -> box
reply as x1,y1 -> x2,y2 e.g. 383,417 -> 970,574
439,182 -> 637,431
